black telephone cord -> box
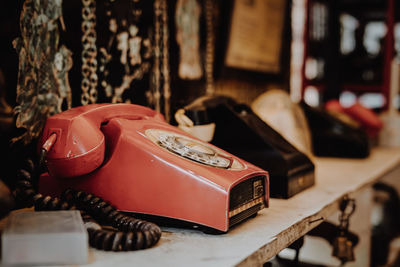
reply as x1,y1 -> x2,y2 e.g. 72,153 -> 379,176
14,157 -> 162,251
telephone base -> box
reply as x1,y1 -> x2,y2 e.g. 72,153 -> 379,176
124,211 -> 260,235
123,211 -> 227,234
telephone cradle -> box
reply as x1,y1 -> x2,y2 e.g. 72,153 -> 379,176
38,103 -> 269,232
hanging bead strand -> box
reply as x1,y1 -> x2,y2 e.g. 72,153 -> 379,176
161,0 -> 171,122
204,0 -> 215,95
152,0 -> 162,112
81,0 -> 98,105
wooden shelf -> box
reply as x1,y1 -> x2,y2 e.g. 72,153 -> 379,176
303,81 -> 384,93
81,147 -> 400,266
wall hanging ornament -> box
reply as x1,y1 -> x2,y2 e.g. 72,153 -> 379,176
175,0 -> 203,80
13,0 -> 73,144
152,0 -> 171,122
99,0 -> 152,104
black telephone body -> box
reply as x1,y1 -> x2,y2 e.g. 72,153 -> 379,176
301,102 -> 370,158
182,96 -> 315,199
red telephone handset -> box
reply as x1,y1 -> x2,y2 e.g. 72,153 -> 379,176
39,104 -> 164,178
39,103 -> 269,232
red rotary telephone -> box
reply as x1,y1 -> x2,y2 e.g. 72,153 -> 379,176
38,103 -> 269,232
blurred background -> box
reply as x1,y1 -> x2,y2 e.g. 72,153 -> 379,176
1,0 -> 400,266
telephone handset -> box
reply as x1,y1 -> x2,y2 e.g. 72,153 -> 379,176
38,103 -> 269,232
39,103 -> 164,178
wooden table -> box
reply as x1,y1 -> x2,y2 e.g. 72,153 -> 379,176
10,147 -> 400,267
81,147 -> 400,267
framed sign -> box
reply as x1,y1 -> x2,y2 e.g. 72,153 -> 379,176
224,0 -> 287,74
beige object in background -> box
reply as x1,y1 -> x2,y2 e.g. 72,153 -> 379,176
252,89 -> 313,156
175,109 -> 216,142
379,58 -> 400,147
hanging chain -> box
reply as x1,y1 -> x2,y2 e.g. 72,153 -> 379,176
332,196 -> 357,265
338,196 -> 356,231
204,0 -> 215,95
81,0 -> 98,105
161,0 -> 171,122
153,0 -> 162,113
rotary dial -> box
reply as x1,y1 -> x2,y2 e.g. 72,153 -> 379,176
157,134 -> 231,168
145,129 -> 245,169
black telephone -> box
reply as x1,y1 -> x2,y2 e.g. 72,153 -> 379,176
178,96 -> 315,199
301,102 -> 370,158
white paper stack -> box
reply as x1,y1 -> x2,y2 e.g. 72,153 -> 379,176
2,210 -> 88,265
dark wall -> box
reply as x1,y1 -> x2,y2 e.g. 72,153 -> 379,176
0,0 -> 292,188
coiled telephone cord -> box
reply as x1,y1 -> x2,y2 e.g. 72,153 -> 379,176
14,157 -> 162,251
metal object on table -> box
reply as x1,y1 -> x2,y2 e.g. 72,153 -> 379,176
332,196 -> 356,265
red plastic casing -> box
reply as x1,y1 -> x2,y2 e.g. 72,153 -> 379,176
325,100 -> 383,138
38,104 -> 269,232
344,103 -> 383,138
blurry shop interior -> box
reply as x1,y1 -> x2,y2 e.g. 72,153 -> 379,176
1,0 -> 400,266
